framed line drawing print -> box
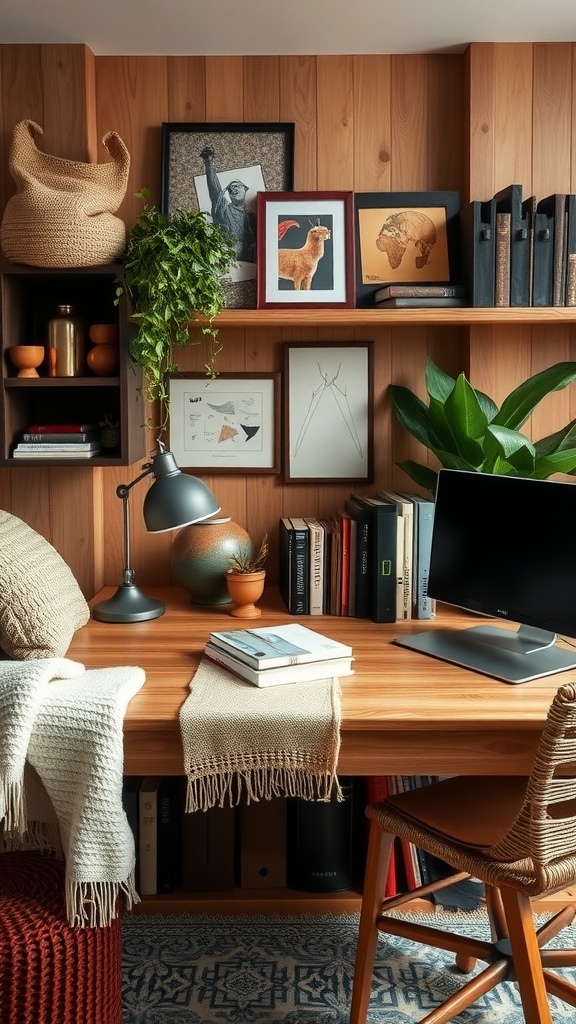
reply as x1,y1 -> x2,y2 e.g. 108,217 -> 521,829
161,123 -> 294,308
169,373 -> 281,473
354,191 -> 461,306
257,191 -> 355,308
284,343 -> 374,483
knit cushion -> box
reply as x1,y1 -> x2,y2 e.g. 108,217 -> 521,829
0,511 -> 89,659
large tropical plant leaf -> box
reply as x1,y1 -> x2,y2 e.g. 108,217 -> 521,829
493,362 -> 576,431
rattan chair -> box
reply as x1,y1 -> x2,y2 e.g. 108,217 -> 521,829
350,680 -> 576,1024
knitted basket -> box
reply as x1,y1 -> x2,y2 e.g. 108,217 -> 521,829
0,119 -> 130,268
0,851 -> 122,1024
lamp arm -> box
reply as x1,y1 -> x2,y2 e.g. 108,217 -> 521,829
116,464 -> 153,584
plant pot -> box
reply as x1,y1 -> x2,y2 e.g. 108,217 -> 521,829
225,569 -> 266,618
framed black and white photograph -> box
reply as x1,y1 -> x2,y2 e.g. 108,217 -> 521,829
283,342 -> 374,483
257,191 -> 355,308
354,191 -> 461,306
161,123 -> 294,308
169,373 -> 281,473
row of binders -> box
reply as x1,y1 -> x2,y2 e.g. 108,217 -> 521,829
461,184 -> 576,307
279,490 -> 436,623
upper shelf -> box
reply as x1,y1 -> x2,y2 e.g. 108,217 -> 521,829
216,308 -> 576,328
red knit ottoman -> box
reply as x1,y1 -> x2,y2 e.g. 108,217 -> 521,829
0,851 -> 122,1024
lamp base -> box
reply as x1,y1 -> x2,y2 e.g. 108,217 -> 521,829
92,584 -> 165,623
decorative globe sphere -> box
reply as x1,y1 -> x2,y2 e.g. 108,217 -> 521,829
171,516 -> 253,605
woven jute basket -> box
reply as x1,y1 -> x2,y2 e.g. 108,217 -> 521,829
0,119 -> 130,268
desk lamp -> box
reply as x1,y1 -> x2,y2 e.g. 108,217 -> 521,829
92,442 -> 220,622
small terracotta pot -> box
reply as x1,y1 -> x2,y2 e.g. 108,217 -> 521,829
225,569 -> 266,618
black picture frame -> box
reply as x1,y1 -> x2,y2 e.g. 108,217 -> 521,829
354,190 -> 461,307
161,122 -> 294,309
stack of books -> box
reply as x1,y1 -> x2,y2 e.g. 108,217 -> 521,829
374,284 -> 466,308
203,622 -> 354,687
12,421 -> 103,459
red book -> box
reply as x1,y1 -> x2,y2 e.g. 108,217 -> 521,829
337,510 -> 351,617
366,776 -> 397,897
26,422 -> 97,433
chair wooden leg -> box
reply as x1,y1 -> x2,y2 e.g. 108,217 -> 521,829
349,821 -> 394,1024
542,969 -> 576,1007
500,885 -> 554,1024
485,884 -> 508,941
419,958 -> 510,1024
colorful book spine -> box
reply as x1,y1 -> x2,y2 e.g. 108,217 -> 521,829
138,776 -> 161,896
288,517 -> 310,615
304,517 -> 325,615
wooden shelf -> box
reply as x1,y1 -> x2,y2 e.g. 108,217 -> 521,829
215,307 -> 576,328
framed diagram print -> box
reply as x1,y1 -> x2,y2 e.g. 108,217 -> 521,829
283,342 -> 374,483
169,373 -> 281,473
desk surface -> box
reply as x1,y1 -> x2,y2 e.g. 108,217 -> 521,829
67,586 -> 576,777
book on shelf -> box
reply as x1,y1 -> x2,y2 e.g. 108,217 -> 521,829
203,640 -> 354,687
550,193 -> 568,306
459,199 -> 496,306
374,296 -> 466,309
21,430 -> 101,443
492,183 -> 531,307
565,195 -> 576,306
401,492 -> 436,619
533,195 -> 556,306
318,518 -> 334,614
278,517 -> 309,615
365,775 -> 397,897
349,494 -> 397,623
180,805 -> 235,892
494,211 -> 511,306
344,495 -> 371,619
337,509 -> 352,617
377,490 -> 414,620
157,776 -> 185,893
304,517 -> 325,615
347,514 -> 358,617
122,776 -> 142,890
25,422 -> 98,433
324,514 -> 342,616
374,284 -> 465,302
11,450 -> 100,462
138,775 -> 161,896
207,622 -> 353,670
13,441 -> 102,452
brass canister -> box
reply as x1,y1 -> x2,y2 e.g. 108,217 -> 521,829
47,304 -> 84,377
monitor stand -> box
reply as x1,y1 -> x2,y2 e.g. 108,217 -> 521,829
394,623 -> 576,684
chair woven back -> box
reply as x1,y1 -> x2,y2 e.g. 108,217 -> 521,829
485,681 -> 576,885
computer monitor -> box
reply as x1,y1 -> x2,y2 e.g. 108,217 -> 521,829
394,469 -> 576,684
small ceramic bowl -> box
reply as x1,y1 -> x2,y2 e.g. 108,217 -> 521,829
88,323 -> 119,345
8,345 -> 45,377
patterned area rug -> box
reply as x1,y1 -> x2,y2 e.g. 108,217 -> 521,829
122,911 -> 576,1023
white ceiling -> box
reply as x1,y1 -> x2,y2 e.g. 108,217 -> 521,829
1,0 -> 575,56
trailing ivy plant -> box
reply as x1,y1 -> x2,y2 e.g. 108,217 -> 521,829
117,188 -> 237,436
390,356 -> 576,494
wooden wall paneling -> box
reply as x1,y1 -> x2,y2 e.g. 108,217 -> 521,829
572,45 -> 576,192
529,324 -> 575,447
101,463 -> 135,591
244,57 -> 281,120
0,45 -> 44,208
95,56 -> 169,226
468,326 -> 532,409
0,469 -> 11,509
370,326 -> 393,489
279,56 -> 317,190
166,57 -> 207,121
9,467 -> 52,539
352,55 -> 392,193
426,55 -> 463,193
389,328 -> 434,490
50,466 -> 97,594
465,43 -> 495,201
205,57 -> 244,120
316,56 -> 354,190
492,44 -> 533,196
532,44 -> 573,196
390,55 -> 427,190
40,44 -> 96,160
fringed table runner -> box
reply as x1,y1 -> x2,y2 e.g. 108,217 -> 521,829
180,656 -> 343,811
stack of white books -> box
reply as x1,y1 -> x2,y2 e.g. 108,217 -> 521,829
203,622 -> 354,687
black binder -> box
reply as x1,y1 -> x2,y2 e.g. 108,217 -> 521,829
532,195 -> 557,306
459,200 -> 495,306
492,184 -> 531,306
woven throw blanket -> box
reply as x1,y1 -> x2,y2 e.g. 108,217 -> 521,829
180,656 -> 342,812
0,657 -> 145,927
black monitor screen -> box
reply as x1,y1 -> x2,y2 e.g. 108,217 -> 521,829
428,469 -> 576,639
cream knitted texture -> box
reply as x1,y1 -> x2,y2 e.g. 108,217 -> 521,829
0,658 -> 85,833
0,660 -> 145,927
180,656 -> 342,812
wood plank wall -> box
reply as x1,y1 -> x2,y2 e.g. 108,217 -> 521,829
0,43 -> 575,595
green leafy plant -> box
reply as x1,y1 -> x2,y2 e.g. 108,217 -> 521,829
390,357 -> 576,493
227,534 -> 269,574
117,188 -> 237,435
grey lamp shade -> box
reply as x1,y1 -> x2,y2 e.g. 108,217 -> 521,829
143,449 -> 220,533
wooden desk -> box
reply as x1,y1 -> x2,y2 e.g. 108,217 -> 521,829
68,586 -> 574,779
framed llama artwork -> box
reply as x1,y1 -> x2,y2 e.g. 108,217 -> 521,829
256,191 -> 355,308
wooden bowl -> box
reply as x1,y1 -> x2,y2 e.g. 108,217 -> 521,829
8,345 -> 45,377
